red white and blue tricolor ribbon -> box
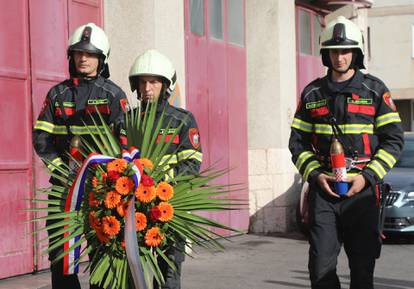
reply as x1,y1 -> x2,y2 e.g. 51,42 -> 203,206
63,147 -> 141,275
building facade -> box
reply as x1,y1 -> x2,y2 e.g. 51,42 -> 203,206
0,0 -> 371,278
368,0 -> 414,131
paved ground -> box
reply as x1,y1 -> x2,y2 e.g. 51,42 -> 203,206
1,233 -> 413,289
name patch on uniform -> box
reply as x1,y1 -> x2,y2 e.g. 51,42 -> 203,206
87,99 -> 109,105
310,106 -> 329,117
86,105 -> 110,114
156,134 -> 179,144
347,97 -> 373,105
160,128 -> 177,134
347,97 -> 375,116
54,101 -> 75,116
305,99 -> 327,109
55,101 -> 75,107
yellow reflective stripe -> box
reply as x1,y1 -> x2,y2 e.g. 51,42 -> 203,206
367,160 -> 387,179
291,118 -> 313,133
34,121 -> 67,134
375,149 -> 397,168
375,112 -> 401,128
34,121 -> 107,135
295,151 -> 315,171
47,157 -> 64,171
163,166 -> 174,181
314,124 -> 374,135
177,150 -> 203,163
303,160 -> 321,181
160,154 -> 178,165
70,126 -> 107,135
342,124 -> 374,134
34,120 -> 54,133
313,124 -> 333,134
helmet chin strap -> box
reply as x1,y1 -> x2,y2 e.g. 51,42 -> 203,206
161,83 -> 171,100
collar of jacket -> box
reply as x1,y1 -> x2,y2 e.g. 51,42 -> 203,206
156,98 -> 171,113
141,97 -> 170,114
321,69 -> 364,94
70,75 -> 105,87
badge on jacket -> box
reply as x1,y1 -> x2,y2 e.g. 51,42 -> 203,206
120,98 -> 129,113
306,99 -> 329,117
382,92 -> 396,112
189,128 -> 201,149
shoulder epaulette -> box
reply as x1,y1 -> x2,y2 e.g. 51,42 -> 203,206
364,73 -> 386,86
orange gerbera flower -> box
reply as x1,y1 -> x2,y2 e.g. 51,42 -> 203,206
115,176 -> 134,195
144,227 -> 163,247
116,200 -> 129,217
88,192 -> 100,207
135,212 -> 147,231
138,158 -> 154,171
95,227 -> 110,244
107,158 -> 128,173
158,202 -> 174,222
104,190 -> 121,209
89,211 -> 95,225
88,211 -> 101,230
101,172 -> 107,182
135,184 -> 156,203
92,177 -> 99,188
133,159 -> 144,175
102,216 -> 121,237
156,182 -> 174,201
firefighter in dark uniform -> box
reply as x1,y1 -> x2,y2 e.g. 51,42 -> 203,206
289,16 -> 404,289
33,23 -> 128,289
128,49 -> 203,289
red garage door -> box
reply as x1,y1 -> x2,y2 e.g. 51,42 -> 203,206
185,0 -> 249,232
296,6 -> 325,101
0,0 -> 33,278
0,0 -> 102,278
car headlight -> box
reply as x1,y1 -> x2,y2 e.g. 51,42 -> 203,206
392,191 -> 414,208
402,191 -> 414,202
396,191 -> 414,207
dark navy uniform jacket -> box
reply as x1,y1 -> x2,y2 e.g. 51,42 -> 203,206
33,76 -> 128,172
145,99 -> 202,179
289,70 -> 404,186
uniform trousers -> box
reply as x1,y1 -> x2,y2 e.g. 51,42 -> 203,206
154,239 -> 186,289
307,182 -> 381,289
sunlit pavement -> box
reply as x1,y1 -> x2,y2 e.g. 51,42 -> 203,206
1,233 -> 413,289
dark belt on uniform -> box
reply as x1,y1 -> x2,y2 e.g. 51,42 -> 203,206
317,155 -> 371,171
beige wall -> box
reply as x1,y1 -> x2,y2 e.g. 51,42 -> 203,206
104,0 -> 306,234
247,0 -> 299,233
368,5 -> 414,98
104,0 -> 186,106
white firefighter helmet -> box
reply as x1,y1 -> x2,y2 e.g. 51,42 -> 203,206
128,49 -> 177,94
319,16 -> 365,69
67,23 -> 110,62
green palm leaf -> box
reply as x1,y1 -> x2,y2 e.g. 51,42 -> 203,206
30,100 -> 245,289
